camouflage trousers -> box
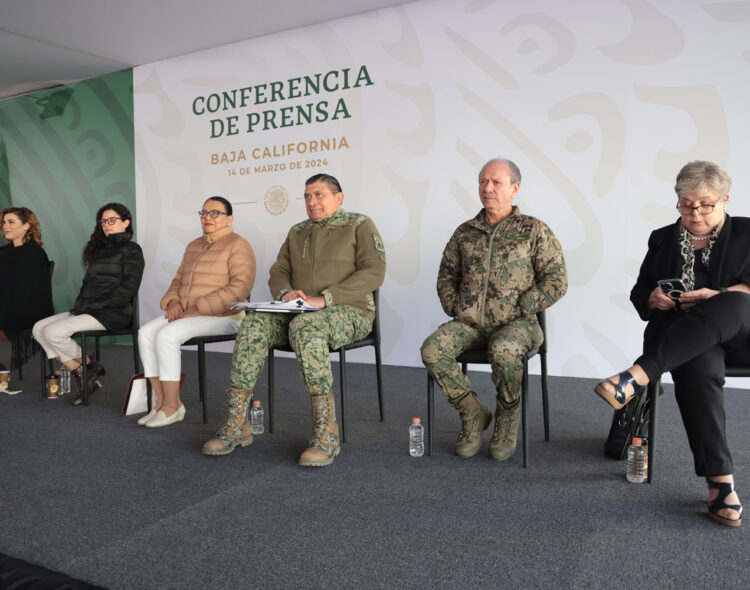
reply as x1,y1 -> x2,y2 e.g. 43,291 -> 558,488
231,305 -> 372,397
420,318 -> 543,408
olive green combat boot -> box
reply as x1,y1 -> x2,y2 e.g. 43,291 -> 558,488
451,391 -> 492,458
202,387 -> 254,456
489,401 -> 521,461
299,393 -> 340,467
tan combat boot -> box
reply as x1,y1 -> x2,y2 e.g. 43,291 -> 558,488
299,393 -> 340,467
451,391 -> 492,458
488,401 -> 521,461
201,387 -> 254,456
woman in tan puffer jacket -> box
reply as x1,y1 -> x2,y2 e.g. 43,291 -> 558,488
137,196 -> 255,428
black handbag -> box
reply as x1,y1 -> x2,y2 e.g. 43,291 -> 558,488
604,384 -> 659,460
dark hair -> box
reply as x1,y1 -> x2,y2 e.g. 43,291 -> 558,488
204,196 -> 233,216
1,206 -> 43,246
82,202 -> 134,267
305,173 -> 342,194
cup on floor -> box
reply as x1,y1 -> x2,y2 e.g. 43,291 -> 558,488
0,370 -> 10,391
45,374 -> 60,399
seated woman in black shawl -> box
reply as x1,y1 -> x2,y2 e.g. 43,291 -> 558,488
0,207 -> 54,375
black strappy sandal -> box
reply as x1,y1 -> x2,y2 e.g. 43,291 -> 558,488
707,479 -> 743,527
594,370 -> 645,410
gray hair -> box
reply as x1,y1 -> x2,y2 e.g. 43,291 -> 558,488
479,158 -> 522,185
674,160 -> 732,198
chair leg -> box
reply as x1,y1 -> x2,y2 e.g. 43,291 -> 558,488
375,344 -> 384,422
339,348 -> 347,444
522,357 -> 529,468
198,341 -> 208,424
427,373 -> 434,456
541,351 -> 550,442
81,336 -> 89,406
267,349 -> 275,434
40,352 -> 47,400
647,379 -> 660,483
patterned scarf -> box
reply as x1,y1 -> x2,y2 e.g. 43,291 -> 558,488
678,217 -> 723,290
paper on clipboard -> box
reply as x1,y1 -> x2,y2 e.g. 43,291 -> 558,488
231,298 -> 321,313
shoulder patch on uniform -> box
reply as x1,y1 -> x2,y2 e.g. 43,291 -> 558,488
372,232 -> 386,263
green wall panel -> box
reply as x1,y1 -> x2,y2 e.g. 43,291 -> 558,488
0,70 -> 136,318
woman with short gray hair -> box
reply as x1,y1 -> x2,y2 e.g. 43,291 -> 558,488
594,160 -> 750,527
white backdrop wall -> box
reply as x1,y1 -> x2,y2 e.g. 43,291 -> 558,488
134,0 -> 750,378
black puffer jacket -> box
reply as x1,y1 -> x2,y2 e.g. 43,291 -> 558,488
73,233 -> 144,331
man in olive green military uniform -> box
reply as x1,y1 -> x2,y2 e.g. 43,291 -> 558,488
421,158 -> 567,461
203,173 -> 386,466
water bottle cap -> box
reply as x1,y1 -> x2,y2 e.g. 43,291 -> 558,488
412,417 -> 421,424
632,437 -> 642,445
253,400 -> 260,406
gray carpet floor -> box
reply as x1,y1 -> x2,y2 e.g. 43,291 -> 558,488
1,343 -> 749,589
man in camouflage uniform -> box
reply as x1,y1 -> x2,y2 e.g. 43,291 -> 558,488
203,173 -> 386,467
421,159 -> 567,461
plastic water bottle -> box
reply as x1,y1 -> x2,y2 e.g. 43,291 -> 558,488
409,417 -> 424,457
250,400 -> 264,435
627,437 -> 646,483
60,366 -> 71,395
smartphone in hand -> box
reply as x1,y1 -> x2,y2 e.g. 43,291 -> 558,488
658,278 -> 687,301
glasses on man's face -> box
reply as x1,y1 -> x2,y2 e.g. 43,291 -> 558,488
198,210 -> 228,218
98,217 -> 122,225
676,202 -> 721,216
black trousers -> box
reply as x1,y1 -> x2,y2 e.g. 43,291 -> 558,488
635,292 -> 750,476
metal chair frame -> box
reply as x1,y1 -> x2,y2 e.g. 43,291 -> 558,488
182,333 -> 238,424
266,289 -> 384,442
40,295 -> 140,404
646,362 -> 750,483
426,311 -> 549,467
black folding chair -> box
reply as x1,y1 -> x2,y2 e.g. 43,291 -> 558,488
71,295 -> 140,406
183,333 -> 238,424
426,311 -> 550,467
266,289 -> 384,442
646,362 -> 750,483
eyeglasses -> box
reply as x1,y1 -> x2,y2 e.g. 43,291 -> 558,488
198,210 -> 228,218
98,217 -> 122,225
676,202 -> 722,216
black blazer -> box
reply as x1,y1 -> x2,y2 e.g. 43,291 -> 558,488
630,214 -> 750,324
73,233 -> 144,331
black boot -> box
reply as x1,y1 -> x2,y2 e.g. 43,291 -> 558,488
86,359 -> 106,393
71,365 -> 85,405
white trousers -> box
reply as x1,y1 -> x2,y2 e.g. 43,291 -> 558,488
138,315 -> 241,382
32,312 -> 106,362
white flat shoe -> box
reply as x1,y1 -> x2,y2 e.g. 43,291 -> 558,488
145,404 -> 186,428
137,408 -> 158,426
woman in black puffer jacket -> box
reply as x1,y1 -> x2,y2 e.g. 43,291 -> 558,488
33,203 -> 144,404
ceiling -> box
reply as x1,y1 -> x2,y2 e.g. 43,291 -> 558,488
0,0 -> 412,100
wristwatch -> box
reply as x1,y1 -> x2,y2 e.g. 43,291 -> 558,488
720,287 -> 729,294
